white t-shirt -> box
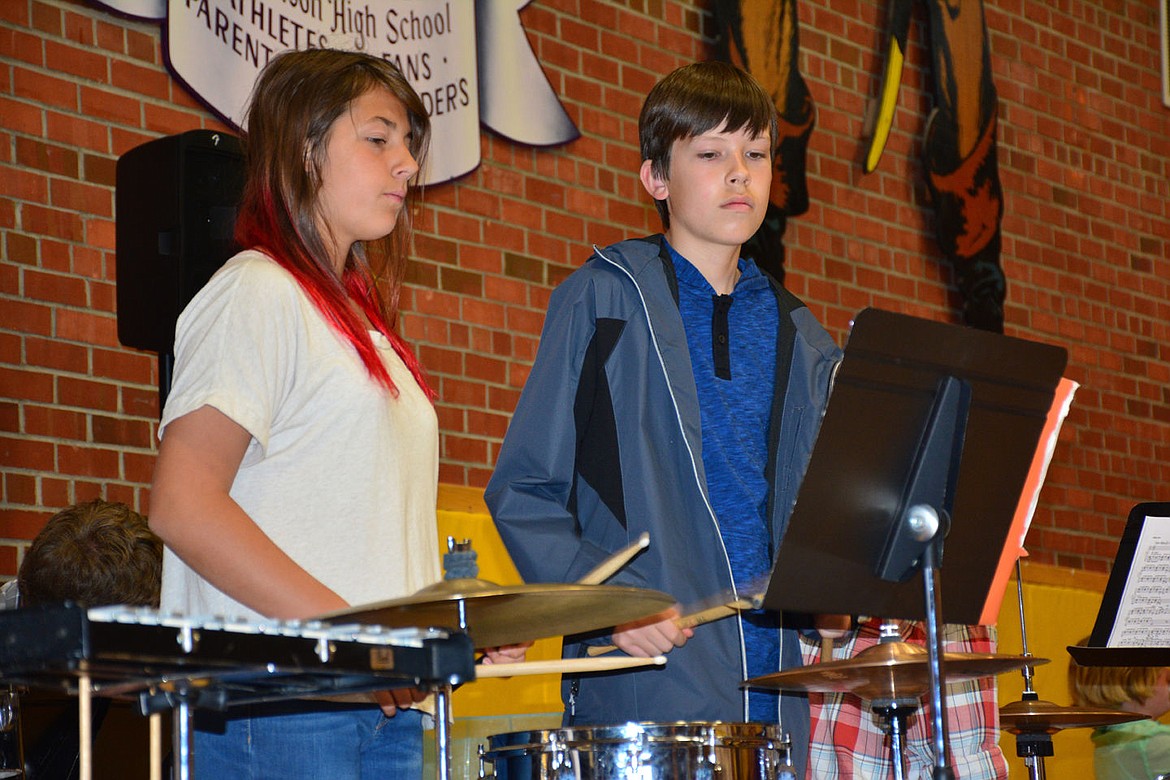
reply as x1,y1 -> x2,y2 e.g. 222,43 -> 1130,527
158,250 -> 440,621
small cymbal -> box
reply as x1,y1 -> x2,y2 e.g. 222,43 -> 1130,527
745,641 -> 1045,701
317,578 -> 676,649
999,698 -> 1147,734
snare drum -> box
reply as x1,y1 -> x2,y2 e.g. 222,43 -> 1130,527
479,721 -> 794,779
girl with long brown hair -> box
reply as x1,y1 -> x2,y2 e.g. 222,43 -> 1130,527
148,48 -> 520,778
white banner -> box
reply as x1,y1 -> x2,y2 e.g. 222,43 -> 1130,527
93,0 -> 166,18
476,0 -> 577,147
93,0 -> 578,184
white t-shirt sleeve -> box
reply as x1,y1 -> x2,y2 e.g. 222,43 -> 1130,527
160,251 -> 299,454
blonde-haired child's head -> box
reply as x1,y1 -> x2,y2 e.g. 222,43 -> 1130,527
1068,637 -> 1170,711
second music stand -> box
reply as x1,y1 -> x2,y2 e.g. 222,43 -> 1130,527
1069,502 -> 1170,668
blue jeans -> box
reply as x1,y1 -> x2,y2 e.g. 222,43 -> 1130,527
192,702 -> 423,779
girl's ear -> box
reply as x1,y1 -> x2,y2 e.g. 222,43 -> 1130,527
639,159 -> 669,201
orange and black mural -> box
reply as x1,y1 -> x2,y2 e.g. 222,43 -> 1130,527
714,0 -> 814,286
718,0 -> 1005,332
920,0 -> 1004,332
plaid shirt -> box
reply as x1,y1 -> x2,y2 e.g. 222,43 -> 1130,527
800,619 -> 1009,780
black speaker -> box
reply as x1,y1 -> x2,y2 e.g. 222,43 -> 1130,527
115,129 -> 245,355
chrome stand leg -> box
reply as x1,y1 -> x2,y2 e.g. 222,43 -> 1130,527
873,699 -> 917,780
1024,755 -> 1048,780
921,546 -> 954,780
434,685 -> 453,780
172,697 -> 192,780
1016,734 -> 1051,780
888,712 -> 906,780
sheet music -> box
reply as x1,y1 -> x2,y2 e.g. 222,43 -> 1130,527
979,377 -> 1077,625
1108,514 -> 1170,647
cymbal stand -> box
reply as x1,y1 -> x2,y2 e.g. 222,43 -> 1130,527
871,624 -> 922,780
1012,559 -> 1051,780
920,530 -> 953,780
433,683 -> 454,780
433,537 -> 472,780
881,501 -> 955,780
171,686 -> 194,780
1015,561 -> 1037,697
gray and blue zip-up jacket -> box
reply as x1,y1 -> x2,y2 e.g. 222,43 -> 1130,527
485,236 -> 840,774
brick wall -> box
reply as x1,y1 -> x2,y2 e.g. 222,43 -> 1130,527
1,0 -> 1168,576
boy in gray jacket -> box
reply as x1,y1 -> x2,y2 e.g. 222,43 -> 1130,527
485,60 -> 840,777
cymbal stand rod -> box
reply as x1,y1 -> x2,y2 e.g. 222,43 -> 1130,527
172,688 -> 193,780
1017,734 -> 1050,780
434,684 -> 453,780
873,700 -> 915,780
922,541 -> 954,780
437,597 -> 466,780
890,708 -> 906,780
1024,753 -> 1048,780
1013,561 -> 1050,780
1014,559 -> 1037,696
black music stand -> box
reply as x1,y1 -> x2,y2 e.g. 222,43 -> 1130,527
1069,502 -> 1170,667
762,308 -> 1067,779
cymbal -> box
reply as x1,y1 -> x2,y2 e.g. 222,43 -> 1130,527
745,641 -> 1045,701
317,578 -> 676,649
999,698 -> 1146,734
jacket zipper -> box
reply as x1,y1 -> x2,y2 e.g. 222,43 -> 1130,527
593,245 -> 751,718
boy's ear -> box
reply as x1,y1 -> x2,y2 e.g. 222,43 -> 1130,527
639,159 -> 669,201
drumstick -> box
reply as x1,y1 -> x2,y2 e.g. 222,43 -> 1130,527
475,654 -> 666,678
815,614 -> 855,662
586,595 -> 760,656
149,713 -> 162,780
79,672 -> 92,780
675,599 -> 754,629
577,532 -> 650,585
